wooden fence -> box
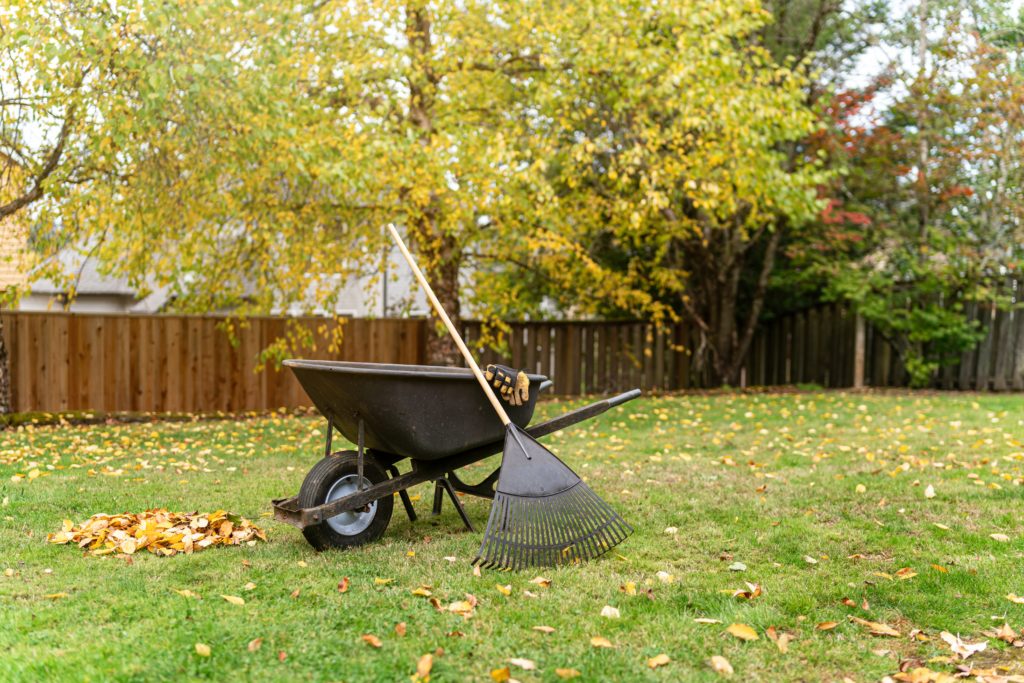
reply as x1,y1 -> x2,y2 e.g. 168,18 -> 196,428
3,303 -> 1024,413
750,302 -> 1024,391
0,313 -> 424,413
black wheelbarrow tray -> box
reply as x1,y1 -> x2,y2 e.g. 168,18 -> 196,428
272,359 -> 641,550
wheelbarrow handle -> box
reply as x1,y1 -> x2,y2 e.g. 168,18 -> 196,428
607,388 -> 642,408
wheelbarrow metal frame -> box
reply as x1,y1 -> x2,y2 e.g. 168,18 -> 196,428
272,388 -> 641,530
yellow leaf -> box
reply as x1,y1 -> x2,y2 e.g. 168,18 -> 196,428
1007,594 -> 1024,604
44,592 -> 68,600
247,638 -> 262,652
710,655 -> 734,676
374,577 -> 393,585
590,636 -> 614,648
221,595 -> 245,606
532,625 -> 555,634
726,623 -> 758,641
243,582 -> 257,591
175,589 -> 201,600
620,581 -> 636,595
490,666 -> 511,682
648,654 -> 671,669
361,634 -> 382,648
817,621 -> 839,631
495,584 -> 511,596
555,669 -> 581,679
195,643 -> 211,657
849,616 -> 900,637
412,586 -> 432,597
529,576 -> 552,588
414,653 -> 433,681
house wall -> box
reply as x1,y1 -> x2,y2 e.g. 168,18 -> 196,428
19,293 -> 139,314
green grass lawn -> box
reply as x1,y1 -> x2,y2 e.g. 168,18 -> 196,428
2,391 -> 1024,682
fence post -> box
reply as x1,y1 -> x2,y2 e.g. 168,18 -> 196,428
853,313 -> 865,389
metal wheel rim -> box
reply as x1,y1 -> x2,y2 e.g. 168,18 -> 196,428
324,474 -> 377,535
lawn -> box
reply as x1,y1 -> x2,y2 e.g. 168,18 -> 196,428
2,391 -> 1024,682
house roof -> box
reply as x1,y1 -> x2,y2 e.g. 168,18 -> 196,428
30,251 -> 138,296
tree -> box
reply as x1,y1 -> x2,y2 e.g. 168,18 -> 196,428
22,0 -> 551,367
788,1 -> 1024,385
496,1 -> 827,385
0,1 -> 140,412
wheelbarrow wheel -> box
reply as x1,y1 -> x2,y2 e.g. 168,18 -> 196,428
298,451 -> 394,551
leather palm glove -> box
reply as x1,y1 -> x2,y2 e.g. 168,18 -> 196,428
484,364 -> 530,406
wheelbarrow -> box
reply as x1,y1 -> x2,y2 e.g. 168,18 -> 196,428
272,359 -> 642,550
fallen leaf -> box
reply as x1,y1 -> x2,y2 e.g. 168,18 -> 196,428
195,643 -> 211,657
620,581 -> 636,595
221,595 -> 245,606
590,636 -> 614,648
656,571 -> 674,584
1008,594 -> 1024,604
817,621 -> 839,631
496,584 -> 511,596
278,651 -> 287,662
374,577 -> 393,585
412,586 -> 432,597
395,622 -> 407,637
473,565 -> 482,577
648,654 -> 671,669
728,562 -> 747,572
600,605 -> 620,619
933,523 -> 950,530
247,638 -> 262,652
939,631 -> 987,659
338,577 -> 350,593
732,582 -> 762,600
726,623 -> 758,641
895,568 -> 918,580
803,555 -> 818,565
849,616 -> 900,637
413,653 -> 433,681
991,533 -> 1010,542
994,623 -> 1017,643
695,618 -> 722,624
44,592 -> 68,600
555,668 -> 581,679
447,600 -> 475,618
710,655 -> 734,676
296,560 -> 307,568
3,568 -> 13,577
243,582 -> 257,591
509,657 -> 536,670
490,666 -> 511,682
529,577 -> 551,588
766,626 -> 794,654
533,625 -> 555,634
361,634 -> 382,648
290,588 -> 300,599
174,589 -> 201,600
664,526 -> 678,534
925,484 -> 936,499
855,484 -> 867,494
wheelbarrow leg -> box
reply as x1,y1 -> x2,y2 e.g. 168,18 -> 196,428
432,477 -> 474,533
386,464 -> 417,523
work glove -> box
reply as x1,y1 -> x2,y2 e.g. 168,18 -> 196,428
484,364 -> 530,407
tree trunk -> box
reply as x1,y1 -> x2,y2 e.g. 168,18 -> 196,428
418,228 -> 462,366
0,314 -> 11,414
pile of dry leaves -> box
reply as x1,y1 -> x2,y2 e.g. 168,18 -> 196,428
47,509 -> 266,556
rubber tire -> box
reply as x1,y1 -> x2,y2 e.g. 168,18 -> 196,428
298,451 -> 394,551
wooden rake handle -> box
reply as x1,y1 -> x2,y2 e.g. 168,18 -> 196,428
386,224 -> 512,427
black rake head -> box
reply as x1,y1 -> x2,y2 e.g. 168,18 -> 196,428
473,424 -> 632,570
